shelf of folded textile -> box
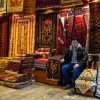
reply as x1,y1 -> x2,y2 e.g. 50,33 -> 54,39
33,59 -> 60,85
20,54 -> 35,77
0,56 -> 34,88
33,48 -> 49,83
33,48 -> 63,85
75,55 -> 99,97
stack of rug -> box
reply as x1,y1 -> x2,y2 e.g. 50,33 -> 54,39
0,57 -> 33,89
0,70 -> 32,89
33,48 -> 61,85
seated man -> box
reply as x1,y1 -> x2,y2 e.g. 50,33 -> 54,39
62,40 -> 88,90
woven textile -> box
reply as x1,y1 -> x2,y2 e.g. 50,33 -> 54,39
75,79 -> 96,94
23,0 -> 35,14
36,14 -> 57,48
36,0 -> 60,8
9,14 -> 35,57
61,0 -> 83,6
89,3 -> 100,53
72,15 -> 87,46
0,17 -> 9,57
7,0 -> 24,13
0,0 -> 6,14
75,68 -> 97,95
78,69 -> 97,81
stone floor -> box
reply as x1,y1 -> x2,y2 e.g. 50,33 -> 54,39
0,82 -> 99,100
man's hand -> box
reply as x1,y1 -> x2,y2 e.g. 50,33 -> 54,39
73,64 -> 79,69
60,58 -> 64,63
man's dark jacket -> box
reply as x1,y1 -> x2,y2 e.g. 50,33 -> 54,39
64,46 -> 88,69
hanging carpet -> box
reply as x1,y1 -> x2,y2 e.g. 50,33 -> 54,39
9,14 -> 35,57
7,0 -> 24,13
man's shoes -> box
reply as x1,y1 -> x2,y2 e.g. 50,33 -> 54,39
63,85 -> 73,90
67,88 -> 75,96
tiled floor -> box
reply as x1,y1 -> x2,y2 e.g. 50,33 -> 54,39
0,82 -> 99,100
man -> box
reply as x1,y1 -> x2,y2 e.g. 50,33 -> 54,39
62,40 -> 88,90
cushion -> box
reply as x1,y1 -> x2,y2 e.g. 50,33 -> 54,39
78,69 -> 97,81
75,79 -> 96,94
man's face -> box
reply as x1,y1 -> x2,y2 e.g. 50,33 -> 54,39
71,40 -> 78,48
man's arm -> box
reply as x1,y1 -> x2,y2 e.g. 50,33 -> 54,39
80,48 -> 88,65
74,48 -> 88,69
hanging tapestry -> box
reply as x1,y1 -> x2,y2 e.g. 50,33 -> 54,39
0,16 -> 9,57
71,7 -> 88,47
61,0 -> 83,6
36,13 -> 57,49
0,0 -> 6,14
58,7 -> 89,48
57,10 -> 77,51
23,0 -> 35,14
7,0 -> 24,13
72,15 -> 87,46
36,0 -> 60,9
89,3 -> 100,53
9,14 -> 35,57
56,13 -> 68,54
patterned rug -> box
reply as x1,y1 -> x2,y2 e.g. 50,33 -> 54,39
9,14 -> 35,57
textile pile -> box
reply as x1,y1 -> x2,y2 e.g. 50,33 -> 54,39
0,57 -> 34,88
